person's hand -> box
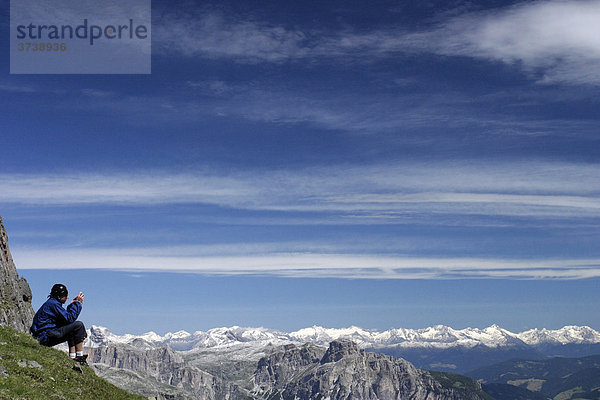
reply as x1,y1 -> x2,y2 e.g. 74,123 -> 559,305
71,292 -> 84,304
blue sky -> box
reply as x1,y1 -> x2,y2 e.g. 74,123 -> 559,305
1,0 -> 599,334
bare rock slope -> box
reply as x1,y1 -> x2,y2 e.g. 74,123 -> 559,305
0,216 -> 34,332
253,339 -> 492,400
87,341 -> 247,399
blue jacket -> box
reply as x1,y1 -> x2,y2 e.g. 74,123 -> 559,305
30,297 -> 82,344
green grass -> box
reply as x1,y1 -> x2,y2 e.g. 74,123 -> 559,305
0,325 -> 146,400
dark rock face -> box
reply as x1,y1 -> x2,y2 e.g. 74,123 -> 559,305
253,340 -> 488,400
0,216 -> 34,332
254,343 -> 325,390
321,339 -> 360,363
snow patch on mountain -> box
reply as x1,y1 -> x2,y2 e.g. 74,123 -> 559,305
519,325 -> 600,345
84,324 -> 600,351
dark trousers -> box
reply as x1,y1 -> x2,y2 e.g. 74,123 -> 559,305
44,321 -> 87,348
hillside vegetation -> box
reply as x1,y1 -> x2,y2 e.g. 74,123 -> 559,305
467,355 -> 600,400
0,325 -> 145,400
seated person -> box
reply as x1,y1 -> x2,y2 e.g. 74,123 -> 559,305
30,283 -> 88,364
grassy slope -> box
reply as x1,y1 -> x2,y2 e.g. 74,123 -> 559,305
0,325 -> 145,400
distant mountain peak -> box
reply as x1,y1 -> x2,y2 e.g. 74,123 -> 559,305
85,324 -> 600,352
519,325 -> 600,345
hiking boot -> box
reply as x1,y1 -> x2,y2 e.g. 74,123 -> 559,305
74,354 -> 88,366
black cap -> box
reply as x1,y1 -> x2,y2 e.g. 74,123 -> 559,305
49,283 -> 68,299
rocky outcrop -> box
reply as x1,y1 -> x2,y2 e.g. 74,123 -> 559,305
0,216 -> 34,332
253,339 -> 489,400
87,342 -> 246,399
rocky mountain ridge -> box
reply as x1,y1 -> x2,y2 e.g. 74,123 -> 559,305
85,324 -> 600,379
83,324 -> 600,399
87,337 -> 492,400
252,339 -> 492,400
0,216 -> 34,332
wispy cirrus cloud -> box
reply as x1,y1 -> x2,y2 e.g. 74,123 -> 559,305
1,161 -> 599,219
81,88 -> 116,98
0,172 -> 255,206
4,160 -> 598,280
14,247 -> 600,280
154,12 -> 310,62
0,83 -> 37,93
155,1 -> 600,85
59,79 -> 599,137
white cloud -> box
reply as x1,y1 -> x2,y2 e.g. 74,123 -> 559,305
68,82 -> 598,136
0,172 -> 257,206
1,161 -> 599,219
155,12 -> 309,62
430,0 -> 600,85
185,80 -> 251,95
321,0 -> 600,85
0,83 -> 37,93
14,247 -> 600,280
155,1 -> 600,85
217,88 -> 466,133
81,89 -> 115,98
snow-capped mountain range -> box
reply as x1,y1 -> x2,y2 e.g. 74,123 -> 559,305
85,324 -> 600,352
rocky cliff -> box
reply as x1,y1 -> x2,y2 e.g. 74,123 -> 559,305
252,339 -> 491,400
0,216 -> 34,332
87,341 -> 247,399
